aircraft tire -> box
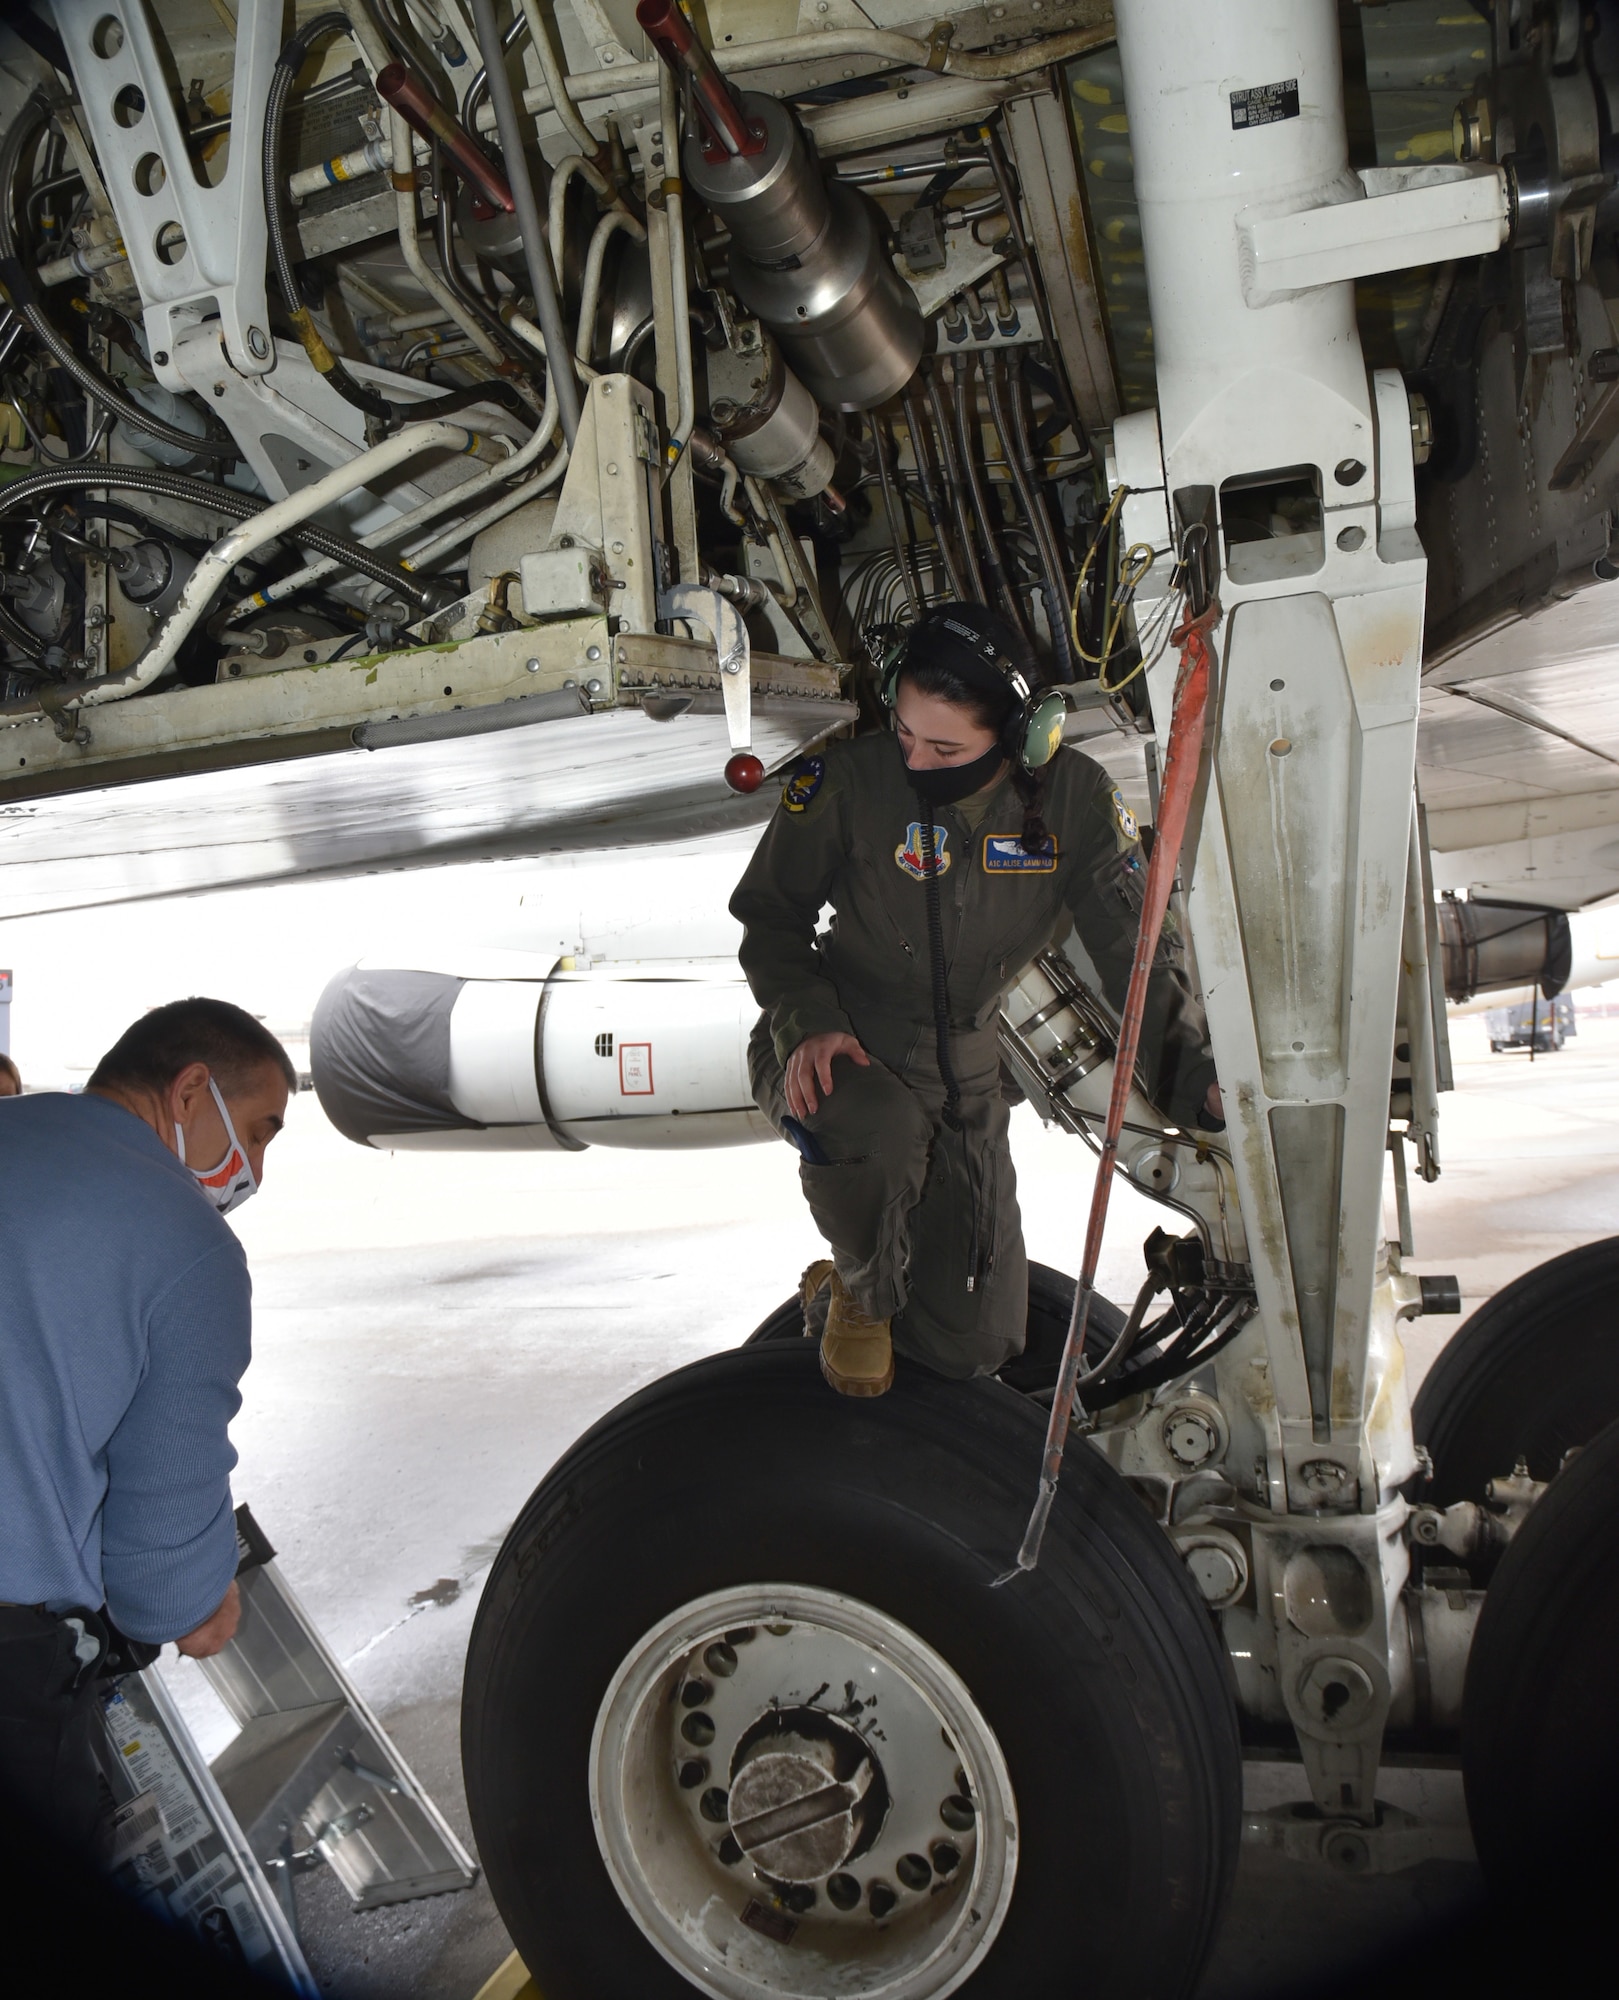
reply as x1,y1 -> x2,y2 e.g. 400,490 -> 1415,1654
1411,1236 -> 1619,1515
463,1343 -> 1240,2000
1462,1414 -> 1619,1969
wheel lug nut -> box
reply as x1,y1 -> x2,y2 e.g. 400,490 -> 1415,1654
704,1641 -> 738,1677
827,1872 -> 861,1910
868,1880 -> 897,1919
681,1678 -> 712,1708
681,1712 -> 716,1746
678,1759 -> 707,1789
939,1794 -> 976,1832
930,1840 -> 961,1875
896,1852 -> 931,1890
699,1786 -> 729,1823
782,1883 -> 816,1913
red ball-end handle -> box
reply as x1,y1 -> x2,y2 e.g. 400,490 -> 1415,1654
725,753 -> 765,794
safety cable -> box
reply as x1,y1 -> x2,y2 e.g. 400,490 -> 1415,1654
1068,483 -> 1163,689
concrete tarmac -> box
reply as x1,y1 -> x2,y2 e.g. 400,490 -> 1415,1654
153,1012 -> 1619,1997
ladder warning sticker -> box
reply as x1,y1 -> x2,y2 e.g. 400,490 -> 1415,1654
1230,79 -> 1300,129
619,1042 -> 654,1095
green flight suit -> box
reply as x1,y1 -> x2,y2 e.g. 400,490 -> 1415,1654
730,728 -> 1217,1380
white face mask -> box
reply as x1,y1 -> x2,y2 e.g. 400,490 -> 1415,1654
175,1077 -> 258,1214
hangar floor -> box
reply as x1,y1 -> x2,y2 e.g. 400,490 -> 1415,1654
153,1012 -> 1619,1997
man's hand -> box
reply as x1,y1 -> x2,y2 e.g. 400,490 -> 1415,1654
1205,1081 -> 1223,1121
785,1032 -> 869,1121
175,1579 -> 241,1658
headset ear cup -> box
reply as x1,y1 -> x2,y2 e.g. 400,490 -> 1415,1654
1022,691 -> 1068,769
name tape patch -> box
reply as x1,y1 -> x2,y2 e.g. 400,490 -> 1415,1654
895,822 -> 952,880
983,834 -> 1058,874
1230,78 -> 1300,129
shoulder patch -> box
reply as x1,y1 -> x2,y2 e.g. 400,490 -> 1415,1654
1110,787 -> 1140,845
983,833 -> 1058,874
895,821 -> 952,880
780,756 -> 825,813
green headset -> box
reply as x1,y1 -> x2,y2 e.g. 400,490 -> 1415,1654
878,607 -> 1069,771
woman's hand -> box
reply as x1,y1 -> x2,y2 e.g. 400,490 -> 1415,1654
786,1032 -> 869,1120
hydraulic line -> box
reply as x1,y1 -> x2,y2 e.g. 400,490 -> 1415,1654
982,350 -> 1073,677
952,355 -> 1028,641
0,463 -> 436,673
265,17 -> 397,423
575,210 -> 648,364
429,151 -> 535,369
1005,599 -> 1220,1578
0,425 -> 467,713
468,0 -> 581,447
924,364 -> 985,600
874,417 -> 921,615
0,94 -> 236,464
904,383 -> 968,600
980,122 -> 1088,458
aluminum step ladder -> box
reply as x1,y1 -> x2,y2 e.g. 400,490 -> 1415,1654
97,1503 -> 476,1973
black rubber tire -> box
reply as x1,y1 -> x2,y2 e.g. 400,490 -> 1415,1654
1411,1236 -> 1619,1506
463,1343 -> 1240,2000
744,1261 -> 1127,1396
1462,1414 -> 1619,1965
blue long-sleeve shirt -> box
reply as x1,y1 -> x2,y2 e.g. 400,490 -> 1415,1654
0,1091 -> 250,1643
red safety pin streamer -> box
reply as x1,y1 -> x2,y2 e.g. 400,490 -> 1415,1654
1004,598 -> 1220,1578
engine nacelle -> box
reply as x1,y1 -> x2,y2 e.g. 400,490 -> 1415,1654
312,955 -> 773,1151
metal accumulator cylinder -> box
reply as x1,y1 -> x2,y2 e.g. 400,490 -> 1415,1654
708,324 -> 835,500
638,0 -> 922,412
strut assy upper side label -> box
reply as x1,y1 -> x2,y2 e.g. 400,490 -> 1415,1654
1230,79 -> 1300,129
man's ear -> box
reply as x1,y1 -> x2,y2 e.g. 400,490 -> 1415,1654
167,1061 -> 213,1122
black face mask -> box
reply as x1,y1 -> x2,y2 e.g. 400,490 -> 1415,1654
906,742 -> 1006,806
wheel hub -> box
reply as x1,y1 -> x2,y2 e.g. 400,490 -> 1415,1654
590,1585 -> 1019,2000
727,1714 -> 878,1882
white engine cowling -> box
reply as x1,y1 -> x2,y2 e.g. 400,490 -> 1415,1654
312,955 -> 775,1150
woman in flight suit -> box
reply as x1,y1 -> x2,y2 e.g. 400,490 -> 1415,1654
730,602 -> 1221,1396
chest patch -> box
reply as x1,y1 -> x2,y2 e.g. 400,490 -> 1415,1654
983,833 -> 1058,873
780,756 -> 825,813
895,821 -> 952,880
1111,787 -> 1140,845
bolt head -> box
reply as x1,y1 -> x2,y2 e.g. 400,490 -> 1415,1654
586,677 -> 603,693
526,657 -> 542,672
586,645 -> 602,661
153,349 -> 169,367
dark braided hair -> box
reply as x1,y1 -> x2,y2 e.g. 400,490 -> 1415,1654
897,602 -> 1052,853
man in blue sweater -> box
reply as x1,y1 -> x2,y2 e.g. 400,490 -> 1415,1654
0,997 -> 293,1851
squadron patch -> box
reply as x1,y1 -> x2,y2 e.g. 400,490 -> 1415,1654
983,833 -> 1058,873
895,821 -> 952,880
1110,787 -> 1140,844
780,756 -> 825,813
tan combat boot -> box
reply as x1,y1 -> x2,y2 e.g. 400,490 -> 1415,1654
819,1270 -> 894,1398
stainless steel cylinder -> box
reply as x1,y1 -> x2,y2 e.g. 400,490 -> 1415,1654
685,92 -> 923,412
709,331 -> 834,498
